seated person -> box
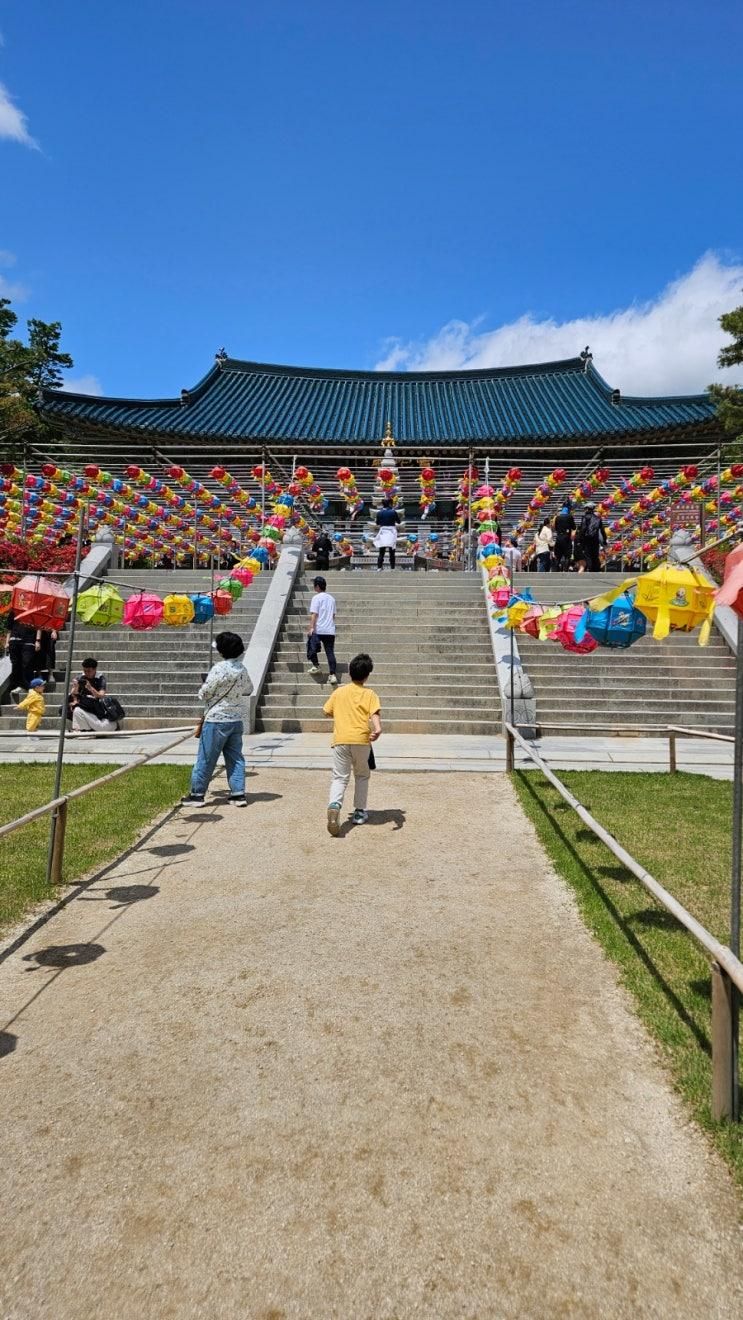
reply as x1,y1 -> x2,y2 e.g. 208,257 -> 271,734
67,657 -> 118,734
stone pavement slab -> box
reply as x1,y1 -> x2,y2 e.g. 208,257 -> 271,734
0,728 -> 734,777
1,771 -> 741,1318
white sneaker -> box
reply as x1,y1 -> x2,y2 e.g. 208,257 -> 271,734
307,663 -> 320,674
352,809 -> 368,825
328,673 -> 338,686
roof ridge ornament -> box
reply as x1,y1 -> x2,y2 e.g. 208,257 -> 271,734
215,347 -> 228,366
383,419 -> 395,448
580,346 -> 593,373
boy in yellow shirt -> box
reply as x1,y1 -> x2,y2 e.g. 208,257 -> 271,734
323,652 -> 381,836
17,677 -> 46,733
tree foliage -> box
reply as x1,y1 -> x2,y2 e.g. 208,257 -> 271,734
0,297 -> 73,458
709,303 -> 743,449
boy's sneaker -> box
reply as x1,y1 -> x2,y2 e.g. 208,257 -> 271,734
328,673 -> 338,686
352,809 -> 368,825
307,663 -> 320,674
327,802 -> 341,836
181,793 -> 206,808
229,795 -> 248,807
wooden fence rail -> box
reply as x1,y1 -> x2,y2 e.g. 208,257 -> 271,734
505,722 -> 742,1121
0,732 -> 193,883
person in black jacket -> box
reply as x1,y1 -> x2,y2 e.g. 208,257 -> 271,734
553,503 -> 576,572
312,530 -> 334,571
578,502 -> 607,572
8,613 -> 41,695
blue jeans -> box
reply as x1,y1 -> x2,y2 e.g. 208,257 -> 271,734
190,720 -> 245,797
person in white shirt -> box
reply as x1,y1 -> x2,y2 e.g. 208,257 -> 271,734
503,537 -> 523,573
307,576 -> 338,684
533,520 -> 555,572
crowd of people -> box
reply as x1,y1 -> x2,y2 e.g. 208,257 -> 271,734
5,614 -> 125,735
531,500 -> 607,573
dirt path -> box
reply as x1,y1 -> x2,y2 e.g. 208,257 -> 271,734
1,771 -> 741,1318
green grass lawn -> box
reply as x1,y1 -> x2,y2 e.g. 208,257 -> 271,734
0,762 -> 190,932
513,769 -> 743,1189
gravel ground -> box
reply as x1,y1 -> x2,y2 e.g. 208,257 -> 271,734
1,769 -> 742,1319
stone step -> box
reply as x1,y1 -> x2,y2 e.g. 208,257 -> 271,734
259,694 -> 498,714
256,717 -> 501,735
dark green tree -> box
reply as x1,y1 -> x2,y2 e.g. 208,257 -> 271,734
709,303 -> 743,450
0,297 -> 73,459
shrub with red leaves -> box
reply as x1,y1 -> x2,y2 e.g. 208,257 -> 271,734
700,547 -> 726,585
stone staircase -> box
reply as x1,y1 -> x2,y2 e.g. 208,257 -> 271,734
513,571 -> 737,735
256,570 -> 501,734
0,570 -> 271,731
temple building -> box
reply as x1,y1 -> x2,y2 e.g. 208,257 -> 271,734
37,351 -> 722,551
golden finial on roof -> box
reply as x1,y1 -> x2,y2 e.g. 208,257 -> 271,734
383,420 -> 395,448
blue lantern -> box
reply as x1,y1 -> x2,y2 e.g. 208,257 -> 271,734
189,593 -> 214,625
586,591 -> 647,648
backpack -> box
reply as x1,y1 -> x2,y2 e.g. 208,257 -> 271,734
583,512 -> 601,540
101,695 -> 126,723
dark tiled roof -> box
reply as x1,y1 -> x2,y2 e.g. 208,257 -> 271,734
41,355 -> 716,444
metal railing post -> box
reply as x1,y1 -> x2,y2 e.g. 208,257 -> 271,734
669,731 -> 677,774
711,962 -> 738,1121
49,798 -> 68,885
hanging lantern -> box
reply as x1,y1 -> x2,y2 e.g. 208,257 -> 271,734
10,575 -> 70,629
231,566 -> 253,587
551,606 -> 598,653
123,591 -> 164,631
76,583 -> 125,627
213,589 -> 233,616
219,575 -> 243,600
162,594 -> 196,626
189,593 -> 214,624
519,604 -> 545,638
715,544 -> 743,619
586,591 -> 647,648
239,556 -> 262,575
634,563 -> 715,644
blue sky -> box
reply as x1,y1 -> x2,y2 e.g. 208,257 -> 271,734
1,0 -> 742,399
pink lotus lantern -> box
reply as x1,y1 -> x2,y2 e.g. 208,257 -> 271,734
551,605 -> 598,654
123,591 -> 164,631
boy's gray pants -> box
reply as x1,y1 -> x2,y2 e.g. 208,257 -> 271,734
329,744 -> 370,809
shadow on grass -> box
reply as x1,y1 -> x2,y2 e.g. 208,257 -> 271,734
516,772 -> 711,1057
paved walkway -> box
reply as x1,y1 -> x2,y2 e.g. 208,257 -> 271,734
1,771 -> 741,1318
0,728 -> 735,777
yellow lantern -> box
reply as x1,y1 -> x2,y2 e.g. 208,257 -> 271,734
634,563 -> 715,644
162,593 -> 196,627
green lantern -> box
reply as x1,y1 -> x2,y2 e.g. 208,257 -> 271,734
76,583 -> 125,627
219,575 -> 243,600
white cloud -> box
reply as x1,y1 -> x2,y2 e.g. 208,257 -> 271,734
0,272 -> 28,301
375,253 -> 743,396
0,249 -> 16,267
0,80 -> 38,149
62,375 -> 103,396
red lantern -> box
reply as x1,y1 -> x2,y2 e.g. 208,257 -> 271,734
125,465 -> 142,479
294,466 -> 309,480
41,463 -> 58,478
210,466 -> 226,479
213,589 -> 233,615
168,465 -> 185,480
10,575 -> 70,629
421,466 -> 435,481
520,605 -> 544,638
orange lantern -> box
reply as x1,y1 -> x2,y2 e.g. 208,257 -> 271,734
10,575 -> 70,629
